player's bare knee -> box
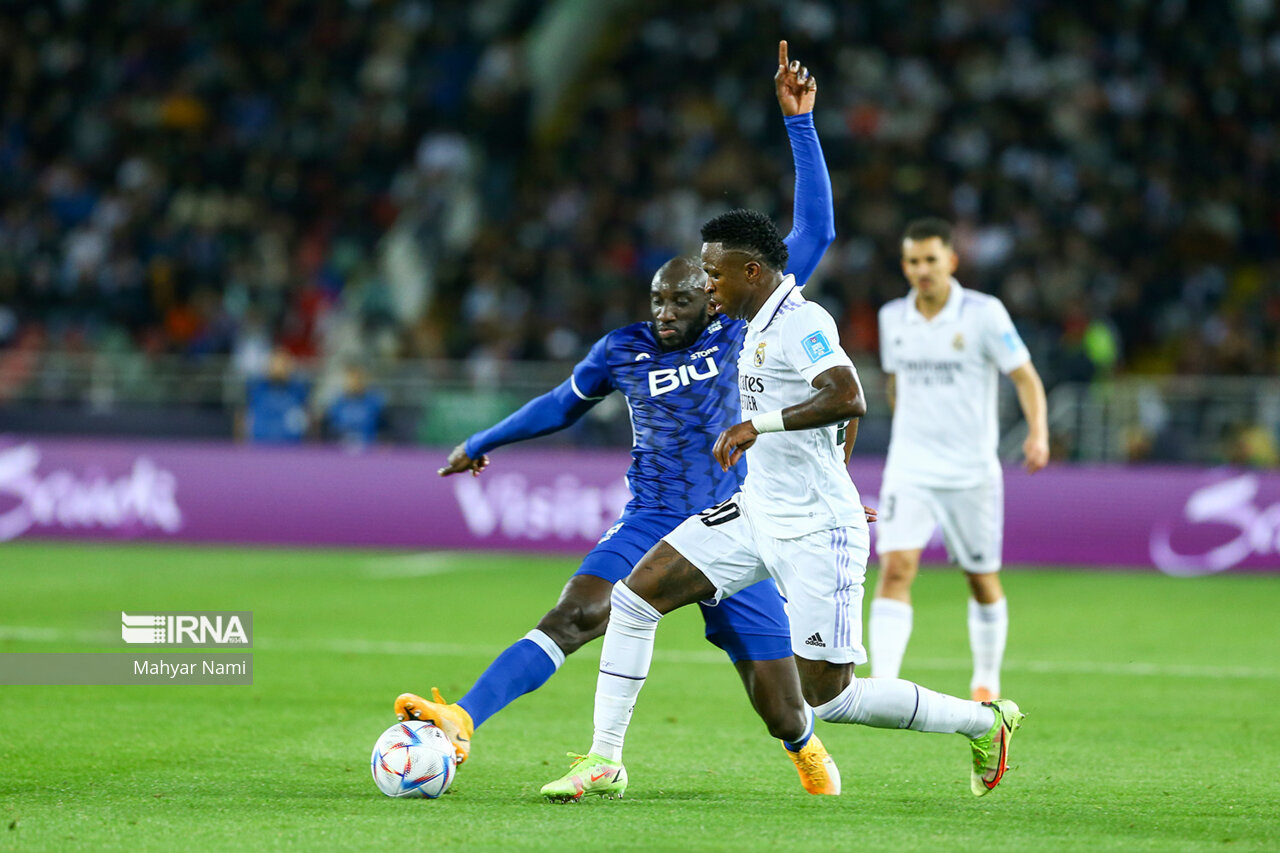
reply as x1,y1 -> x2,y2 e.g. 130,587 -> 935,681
626,544 -> 713,613
879,553 -> 918,594
797,660 -> 853,708
966,570 -> 1003,603
536,601 -> 606,654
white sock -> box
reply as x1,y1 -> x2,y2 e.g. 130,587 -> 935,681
588,582 -> 662,762
868,597 -> 913,678
812,677 -> 995,739
523,629 -> 566,670
968,597 -> 1007,696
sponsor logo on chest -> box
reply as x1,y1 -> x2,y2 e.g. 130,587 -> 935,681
648,356 -> 720,396
739,373 -> 766,412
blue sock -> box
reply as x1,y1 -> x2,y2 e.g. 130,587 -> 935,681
782,706 -> 815,753
457,630 -> 565,729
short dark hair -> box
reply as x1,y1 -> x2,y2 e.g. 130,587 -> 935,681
903,217 -> 953,246
701,209 -> 789,272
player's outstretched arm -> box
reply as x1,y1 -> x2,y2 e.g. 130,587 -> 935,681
776,40 -> 834,287
713,365 -> 865,471
438,379 -> 598,477
1008,362 -> 1049,472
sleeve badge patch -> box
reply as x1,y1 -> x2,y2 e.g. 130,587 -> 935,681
802,331 -> 833,363
1002,330 -> 1023,352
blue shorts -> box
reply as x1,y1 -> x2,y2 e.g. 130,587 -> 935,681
577,510 -> 792,663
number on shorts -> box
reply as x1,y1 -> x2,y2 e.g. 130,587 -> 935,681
699,498 -> 741,528
881,494 -> 895,521
836,420 -> 848,446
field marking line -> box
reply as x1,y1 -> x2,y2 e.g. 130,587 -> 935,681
360,551 -> 510,578
1,626 -> 1275,681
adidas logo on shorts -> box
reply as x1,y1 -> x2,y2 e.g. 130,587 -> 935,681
804,632 -> 825,648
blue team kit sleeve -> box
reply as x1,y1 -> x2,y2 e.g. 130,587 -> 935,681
569,334 -> 615,400
781,112 -> 835,287
463,335 -> 613,458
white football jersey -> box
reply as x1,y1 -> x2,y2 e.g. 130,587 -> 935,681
878,280 -> 1030,488
737,276 -> 865,539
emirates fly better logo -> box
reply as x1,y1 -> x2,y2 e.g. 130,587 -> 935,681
120,611 -> 252,647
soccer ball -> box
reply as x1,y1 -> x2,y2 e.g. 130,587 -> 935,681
370,720 -> 456,798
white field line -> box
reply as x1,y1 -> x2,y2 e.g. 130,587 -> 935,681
360,551 -> 487,579
0,626 -> 1275,681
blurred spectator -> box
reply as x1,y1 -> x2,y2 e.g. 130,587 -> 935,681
241,348 -> 310,444
324,362 -> 386,449
1221,422 -> 1280,469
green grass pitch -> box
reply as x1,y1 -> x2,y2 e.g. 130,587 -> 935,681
1,542 -> 1278,851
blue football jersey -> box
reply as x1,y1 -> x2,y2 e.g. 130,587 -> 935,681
326,391 -> 385,446
246,377 -> 310,444
571,316 -> 748,516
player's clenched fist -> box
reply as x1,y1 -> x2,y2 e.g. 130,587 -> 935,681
713,421 -> 760,471
1022,433 -> 1049,473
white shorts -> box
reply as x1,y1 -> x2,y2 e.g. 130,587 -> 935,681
874,477 -> 1004,574
664,492 -> 869,664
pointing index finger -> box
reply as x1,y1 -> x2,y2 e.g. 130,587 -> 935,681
778,39 -> 788,69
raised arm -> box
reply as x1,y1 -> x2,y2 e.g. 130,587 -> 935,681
776,40 -> 835,287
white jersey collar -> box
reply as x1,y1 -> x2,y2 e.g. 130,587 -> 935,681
748,274 -> 798,331
905,277 -> 964,324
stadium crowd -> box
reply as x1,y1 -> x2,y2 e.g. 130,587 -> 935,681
1,1 -> 1278,448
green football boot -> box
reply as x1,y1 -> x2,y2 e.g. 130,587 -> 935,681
969,699 -> 1024,796
540,752 -> 628,803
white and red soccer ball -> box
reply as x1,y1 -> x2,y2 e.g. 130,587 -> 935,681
370,720 -> 456,798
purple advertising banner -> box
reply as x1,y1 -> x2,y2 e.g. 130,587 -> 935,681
1,437 -> 1278,575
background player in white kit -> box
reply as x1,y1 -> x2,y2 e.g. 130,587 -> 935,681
869,217 -> 1049,702
541,209 -> 1024,803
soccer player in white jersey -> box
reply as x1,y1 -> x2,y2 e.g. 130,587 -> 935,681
869,217 -> 1049,702
541,209 -> 1024,803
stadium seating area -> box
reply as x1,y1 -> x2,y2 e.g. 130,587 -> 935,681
1,1 -> 1277,388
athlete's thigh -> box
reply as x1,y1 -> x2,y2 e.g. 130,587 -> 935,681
663,494 -> 770,603
764,524 -> 871,666
874,481 -> 939,555
934,478 -> 1004,574
575,512 -> 681,583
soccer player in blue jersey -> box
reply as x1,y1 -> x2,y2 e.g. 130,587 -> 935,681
394,42 -> 847,796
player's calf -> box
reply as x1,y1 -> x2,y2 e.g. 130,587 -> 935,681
534,601 -> 608,655
532,572 -> 614,655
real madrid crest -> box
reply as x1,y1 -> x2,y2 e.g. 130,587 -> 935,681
952,333 -> 965,351
754,342 -> 767,366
